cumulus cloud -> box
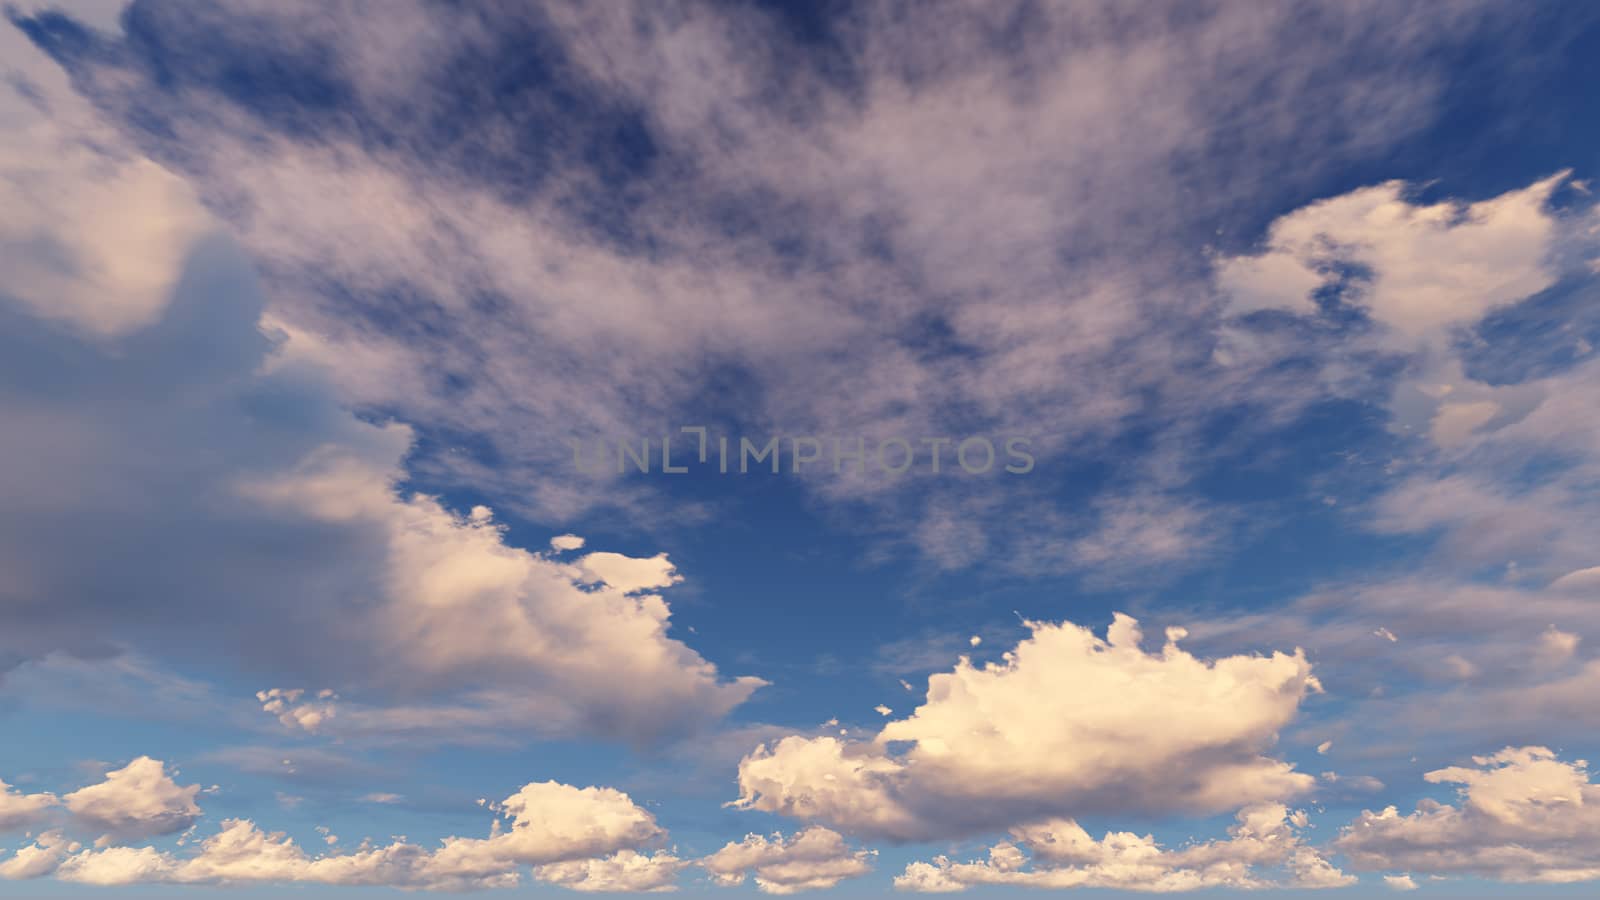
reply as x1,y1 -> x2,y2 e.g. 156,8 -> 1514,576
533,849 -> 684,893
549,534 -> 586,552
61,757 -> 200,842
574,551 -> 682,595
1336,746 -> 1600,883
239,447 -> 763,741
895,803 -> 1352,893
734,615 -> 1319,840
0,830 -> 77,879
0,779 -> 57,831
257,688 -> 338,733
6,778 -> 669,891
702,827 -> 874,894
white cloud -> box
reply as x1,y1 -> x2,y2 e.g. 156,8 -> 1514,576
1384,874 -> 1418,891
1336,746 -> 1600,882
894,803 -> 1352,892
61,757 -> 201,842
1218,174 -> 1566,339
574,551 -> 683,595
534,849 -> 684,893
702,827 -> 874,894
257,688 -> 338,733
735,615 -> 1319,839
8,778 -> 670,891
550,534 -> 586,552
0,831 -> 76,879
0,778 -> 57,831
240,447 -> 762,742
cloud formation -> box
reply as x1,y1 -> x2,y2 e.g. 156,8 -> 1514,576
4,776 -> 669,891
60,757 -> 201,843
1336,746 -> 1600,883
895,803 -> 1352,893
735,615 -> 1319,840
702,827 -> 875,894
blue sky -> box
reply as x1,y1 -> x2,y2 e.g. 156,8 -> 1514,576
3,0 -> 1600,896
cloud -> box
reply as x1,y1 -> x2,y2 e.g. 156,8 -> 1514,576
1218,174 -> 1568,339
6,778 -> 670,891
0,831 -> 77,879
534,849 -> 684,893
257,688 -> 338,733
8,0 -> 1527,576
0,215 -> 759,745
0,7 -> 212,339
61,757 -> 201,842
549,534 -> 586,552
894,803 -> 1351,893
574,551 -> 682,595
734,615 -> 1319,840
0,779 -> 57,831
1336,746 -> 1600,883
702,827 -> 874,894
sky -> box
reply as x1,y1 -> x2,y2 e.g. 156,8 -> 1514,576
2,0 -> 1600,896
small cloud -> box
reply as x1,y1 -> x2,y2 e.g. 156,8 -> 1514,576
361,792 -> 403,804
549,534 -> 585,552
968,635 -> 982,647
1317,740 -> 1333,755
1539,626 -> 1581,664
874,705 -> 892,717
1384,874 -> 1418,891
1374,627 -> 1398,642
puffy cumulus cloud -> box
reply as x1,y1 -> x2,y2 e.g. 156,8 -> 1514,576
239,449 -> 764,742
895,803 -> 1352,893
534,849 -> 685,893
257,688 -> 337,733
735,615 -> 1319,840
425,782 -> 664,878
574,551 -> 682,595
549,534 -> 586,553
1336,746 -> 1600,883
62,757 -> 200,842
702,827 -> 874,894
0,830 -> 77,879
7,779 -> 669,891
0,779 -> 57,831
